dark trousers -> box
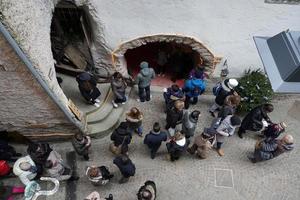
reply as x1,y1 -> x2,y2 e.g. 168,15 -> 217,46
114,96 -> 126,103
188,144 -> 198,154
238,127 -> 246,135
148,144 -> 161,156
184,95 -> 198,109
138,85 -> 151,102
216,142 -> 223,150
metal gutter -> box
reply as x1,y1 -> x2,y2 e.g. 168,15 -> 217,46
0,21 -> 86,134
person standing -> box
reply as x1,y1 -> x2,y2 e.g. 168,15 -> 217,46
126,107 -> 144,137
85,165 -> 114,186
0,139 -> 22,162
113,155 -> 136,184
214,115 -> 241,156
72,133 -> 91,161
248,134 -> 294,163
13,155 -> 37,185
165,100 -> 185,136
111,72 -> 127,108
237,103 -> 274,139
110,122 -> 132,155
187,133 -> 214,159
135,61 -> 155,102
44,150 -> 78,181
144,122 -> 168,159
182,78 -> 206,109
181,110 -> 201,141
163,84 -> 185,112
166,132 -> 187,161
209,78 -> 239,117
137,180 -> 157,200
76,72 -> 101,107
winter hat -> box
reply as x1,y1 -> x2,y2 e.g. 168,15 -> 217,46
191,110 -> 201,120
228,79 -> 238,89
278,122 -> 287,130
230,116 -> 241,126
282,134 -> 294,145
19,162 -> 32,171
140,61 -> 149,69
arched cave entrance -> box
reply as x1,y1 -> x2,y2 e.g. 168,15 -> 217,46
124,41 -> 202,86
112,35 -> 221,87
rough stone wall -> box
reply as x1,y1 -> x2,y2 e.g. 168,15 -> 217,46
0,33 -> 80,140
0,0 -> 70,109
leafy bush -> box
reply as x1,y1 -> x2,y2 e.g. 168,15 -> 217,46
236,69 -> 274,112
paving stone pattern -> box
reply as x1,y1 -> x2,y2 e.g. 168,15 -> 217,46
4,89 -> 300,200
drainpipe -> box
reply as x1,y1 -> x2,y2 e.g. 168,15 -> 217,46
0,22 -> 86,134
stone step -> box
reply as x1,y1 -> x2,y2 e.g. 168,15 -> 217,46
88,105 -> 124,138
86,88 -> 114,124
87,87 -> 132,138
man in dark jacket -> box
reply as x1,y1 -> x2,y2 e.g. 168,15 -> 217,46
0,140 -> 22,162
165,100 -> 185,136
209,78 -> 238,117
135,61 -> 156,102
113,155 -> 136,184
248,134 -> 294,163
144,122 -> 168,159
110,122 -> 132,155
238,104 -> 274,139
76,72 -> 101,107
27,142 -> 52,176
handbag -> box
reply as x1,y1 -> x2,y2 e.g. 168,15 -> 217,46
109,136 -> 128,155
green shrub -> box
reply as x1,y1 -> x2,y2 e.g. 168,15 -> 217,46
236,69 -> 274,113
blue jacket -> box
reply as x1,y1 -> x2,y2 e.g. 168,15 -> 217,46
183,79 -> 206,97
113,156 -> 136,178
144,131 -> 168,147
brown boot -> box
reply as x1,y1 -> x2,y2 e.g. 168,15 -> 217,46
217,148 -> 224,156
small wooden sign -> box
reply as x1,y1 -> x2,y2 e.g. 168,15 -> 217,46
68,99 -> 83,121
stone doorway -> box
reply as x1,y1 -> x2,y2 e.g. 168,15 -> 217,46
50,0 -> 94,76
112,34 -> 221,86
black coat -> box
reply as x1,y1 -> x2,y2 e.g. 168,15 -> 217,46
76,73 -> 100,101
113,156 -> 136,178
27,142 -> 52,165
144,131 -> 168,148
241,105 -> 271,131
215,88 -> 233,106
110,125 -> 132,147
166,107 -> 183,128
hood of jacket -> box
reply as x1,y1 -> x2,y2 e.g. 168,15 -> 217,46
141,68 -> 151,77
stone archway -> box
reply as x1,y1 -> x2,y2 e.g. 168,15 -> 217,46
111,34 -> 222,77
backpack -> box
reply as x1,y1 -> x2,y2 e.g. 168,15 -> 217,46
213,82 -> 222,96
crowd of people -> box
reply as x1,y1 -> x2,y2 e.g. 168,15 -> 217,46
0,61 -> 295,200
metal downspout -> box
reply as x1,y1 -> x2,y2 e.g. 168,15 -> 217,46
0,22 -> 86,134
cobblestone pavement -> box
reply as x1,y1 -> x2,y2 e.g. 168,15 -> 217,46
4,89 -> 300,200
